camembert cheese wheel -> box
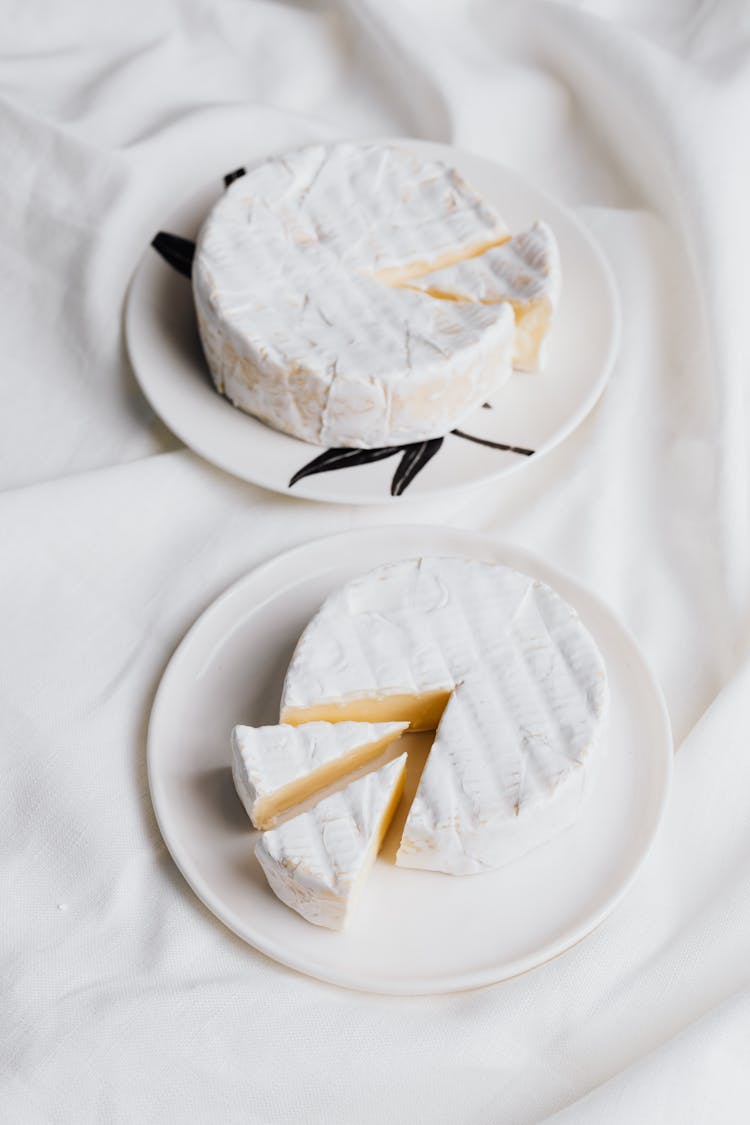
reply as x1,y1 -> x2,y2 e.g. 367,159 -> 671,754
232,719 -> 407,829
193,142 -> 521,449
280,556 -> 609,875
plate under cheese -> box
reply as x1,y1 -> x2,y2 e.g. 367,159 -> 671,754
255,753 -> 407,930
232,719 -> 407,829
280,556 -> 609,876
192,142 -> 559,449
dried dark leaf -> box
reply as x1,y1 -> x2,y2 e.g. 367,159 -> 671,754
452,429 -> 534,456
224,167 -> 247,188
391,438 -> 443,496
289,444 -> 402,488
151,231 -> 195,279
482,402 -> 493,409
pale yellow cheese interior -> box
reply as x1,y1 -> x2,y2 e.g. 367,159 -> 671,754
343,759 -> 406,924
253,726 -> 408,829
372,234 -> 510,287
510,296 -> 553,371
281,689 -> 451,734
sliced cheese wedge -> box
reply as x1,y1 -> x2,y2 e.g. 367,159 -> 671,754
232,720 -> 408,830
256,753 -> 407,930
280,557 -> 608,875
404,221 -> 561,371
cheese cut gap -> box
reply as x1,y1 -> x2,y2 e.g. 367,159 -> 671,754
342,759 -> 407,923
250,725 -> 408,830
372,233 -> 511,287
280,689 -> 451,733
378,732 -> 434,866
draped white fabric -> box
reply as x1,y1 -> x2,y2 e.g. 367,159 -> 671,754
2,2 -> 749,1121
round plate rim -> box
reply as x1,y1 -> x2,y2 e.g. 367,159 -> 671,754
147,525 -> 673,995
126,138 -> 621,505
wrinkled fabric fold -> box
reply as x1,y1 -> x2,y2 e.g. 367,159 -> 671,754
2,1 -> 749,1122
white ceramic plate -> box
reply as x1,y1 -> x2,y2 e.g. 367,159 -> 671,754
126,139 -> 620,504
148,525 -> 672,994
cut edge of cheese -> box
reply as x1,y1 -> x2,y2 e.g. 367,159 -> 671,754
232,720 -> 408,830
508,295 -> 556,372
400,221 -> 562,371
343,754 -> 407,922
280,689 -> 450,733
255,752 -> 407,930
371,232 -> 511,287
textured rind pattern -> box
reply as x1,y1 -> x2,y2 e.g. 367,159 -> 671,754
405,221 -> 562,371
407,221 -> 561,305
231,719 -> 407,824
281,557 -> 609,874
255,754 -> 407,930
192,142 -> 516,448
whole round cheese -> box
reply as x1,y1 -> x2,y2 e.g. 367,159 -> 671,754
280,556 -> 609,875
193,142 -> 516,449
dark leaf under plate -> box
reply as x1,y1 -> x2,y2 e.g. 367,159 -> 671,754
390,438 -> 444,496
288,424 -> 533,495
224,167 -> 247,188
151,231 -> 196,279
452,429 -> 534,457
289,444 -> 403,488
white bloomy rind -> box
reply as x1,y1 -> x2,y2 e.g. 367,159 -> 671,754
192,142 -> 516,449
232,720 -> 408,828
255,754 -> 407,930
280,557 -> 609,875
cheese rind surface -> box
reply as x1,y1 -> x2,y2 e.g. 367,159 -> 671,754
280,556 -> 608,874
405,221 -> 561,371
192,142 -> 516,449
255,753 -> 407,930
232,720 -> 408,829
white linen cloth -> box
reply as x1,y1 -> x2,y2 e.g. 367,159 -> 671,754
2,1 -> 749,1120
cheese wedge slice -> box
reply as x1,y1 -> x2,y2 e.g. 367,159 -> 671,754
404,221 -> 561,371
280,557 -> 608,874
256,753 -> 407,930
232,720 -> 408,830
